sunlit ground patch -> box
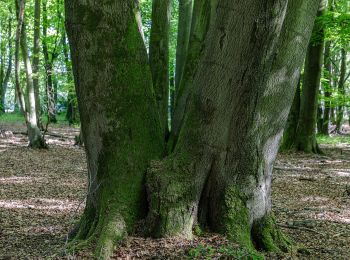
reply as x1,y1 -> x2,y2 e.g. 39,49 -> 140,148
0,198 -> 80,211
0,176 -> 44,184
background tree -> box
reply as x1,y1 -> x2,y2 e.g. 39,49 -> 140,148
295,1 -> 326,154
149,0 -> 172,139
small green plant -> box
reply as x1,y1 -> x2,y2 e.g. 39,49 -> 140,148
193,225 -> 203,236
0,112 -> 24,123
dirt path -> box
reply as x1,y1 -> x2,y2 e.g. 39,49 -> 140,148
0,122 -> 349,259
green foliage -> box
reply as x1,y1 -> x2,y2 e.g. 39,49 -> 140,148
0,112 -> 23,123
317,134 -> 350,145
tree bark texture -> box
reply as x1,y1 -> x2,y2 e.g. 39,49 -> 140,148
280,80 -> 300,151
170,0 -> 215,149
149,0 -> 171,140
20,2 -> 46,148
65,1 -> 164,258
321,41 -> 332,135
147,0 -> 320,253
33,0 -> 42,126
15,0 -> 46,149
65,0 -> 320,258
174,0 -> 193,95
295,1 -> 325,154
42,0 -> 57,123
335,48 -> 346,132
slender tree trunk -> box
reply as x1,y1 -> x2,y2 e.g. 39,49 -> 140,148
147,0 -> 319,252
317,103 -> 323,133
33,0 -> 42,127
149,0 -> 171,140
280,80 -> 301,150
170,0 -> 216,149
20,6 -> 46,148
174,0 -> 193,96
65,1 -> 164,259
1,16 -> 13,113
42,0 -> 57,123
15,0 -> 46,148
14,0 -> 26,114
63,33 -> 78,125
335,48 -> 346,132
295,2 -> 326,153
321,41 -> 332,135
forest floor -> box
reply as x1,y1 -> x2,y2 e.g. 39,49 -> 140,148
0,120 -> 349,259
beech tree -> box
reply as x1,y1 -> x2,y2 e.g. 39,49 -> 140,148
0,12 -> 12,113
15,0 -> 46,148
65,0 -> 320,259
149,0 -> 172,139
295,1 -> 326,153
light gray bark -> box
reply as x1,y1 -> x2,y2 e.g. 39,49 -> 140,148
170,0 -> 216,148
33,0 -> 42,127
147,0 -> 320,251
15,0 -> 46,148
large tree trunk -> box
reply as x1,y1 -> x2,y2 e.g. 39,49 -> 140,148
170,0 -> 215,149
174,0 -> 193,96
149,0 -> 171,140
42,0 -> 57,123
33,0 -> 42,127
321,41 -> 332,135
147,0 -> 319,253
65,1 -> 164,259
1,15 -> 13,113
295,2 -> 325,154
335,48 -> 346,132
280,80 -> 301,150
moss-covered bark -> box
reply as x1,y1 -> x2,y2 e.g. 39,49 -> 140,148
65,0 -> 320,258
149,0 -> 171,140
295,2 -> 326,154
170,0 -> 215,149
280,81 -> 301,151
174,0 -> 193,93
65,1 -> 163,259
147,0 -> 320,254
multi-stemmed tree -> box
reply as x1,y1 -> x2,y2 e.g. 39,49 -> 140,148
65,0 -> 320,259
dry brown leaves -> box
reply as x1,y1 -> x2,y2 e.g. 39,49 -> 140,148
273,145 -> 350,259
1,121 -> 349,259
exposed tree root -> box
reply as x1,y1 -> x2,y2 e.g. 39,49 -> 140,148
252,214 -> 292,253
67,210 -> 127,259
